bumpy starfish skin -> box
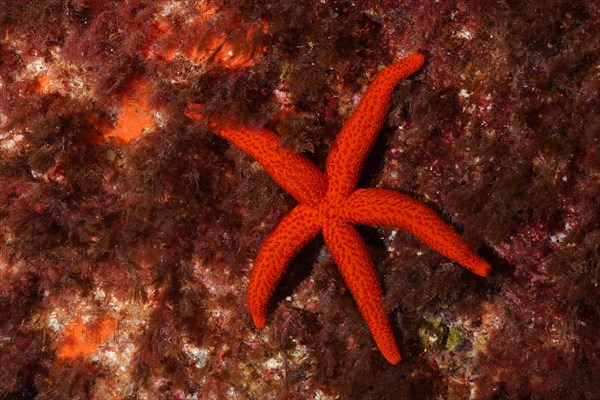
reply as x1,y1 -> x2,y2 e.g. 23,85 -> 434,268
185,51 -> 491,364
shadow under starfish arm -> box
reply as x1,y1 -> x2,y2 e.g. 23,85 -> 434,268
342,188 -> 491,277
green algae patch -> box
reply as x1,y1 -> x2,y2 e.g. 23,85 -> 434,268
419,317 -> 467,352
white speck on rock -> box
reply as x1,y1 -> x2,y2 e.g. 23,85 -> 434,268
455,27 -> 474,40
459,89 -> 471,98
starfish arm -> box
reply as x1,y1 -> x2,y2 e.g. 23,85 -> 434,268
325,52 -> 425,200
323,220 -> 401,364
247,204 -> 322,329
342,188 -> 491,277
185,104 -> 326,205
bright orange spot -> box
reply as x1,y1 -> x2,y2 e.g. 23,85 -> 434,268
57,317 -> 116,360
35,73 -> 51,92
30,72 -> 63,95
101,81 -> 156,143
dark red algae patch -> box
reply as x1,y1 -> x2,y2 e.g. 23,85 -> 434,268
1,0 -> 599,398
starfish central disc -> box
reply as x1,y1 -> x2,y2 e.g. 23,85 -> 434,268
186,51 -> 491,364
316,197 -> 344,223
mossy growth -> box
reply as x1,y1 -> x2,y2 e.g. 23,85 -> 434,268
418,317 -> 466,353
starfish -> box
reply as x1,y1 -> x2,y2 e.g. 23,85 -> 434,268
185,51 -> 490,364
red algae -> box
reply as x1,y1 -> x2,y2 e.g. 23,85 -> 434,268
1,0 -> 600,398
144,2 -> 269,69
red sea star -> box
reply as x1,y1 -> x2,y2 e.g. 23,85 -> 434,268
185,51 -> 490,364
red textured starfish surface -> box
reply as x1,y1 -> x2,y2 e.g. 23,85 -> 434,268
185,51 -> 490,364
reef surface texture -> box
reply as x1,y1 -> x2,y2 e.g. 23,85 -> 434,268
1,0 -> 599,399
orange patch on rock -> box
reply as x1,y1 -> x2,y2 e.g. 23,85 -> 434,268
101,82 -> 156,143
57,317 -> 117,360
35,73 -> 52,92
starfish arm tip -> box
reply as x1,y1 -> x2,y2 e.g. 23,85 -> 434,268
386,352 -> 401,365
380,342 -> 401,364
408,50 -> 426,69
251,313 -> 267,329
247,291 -> 268,329
473,259 -> 492,277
